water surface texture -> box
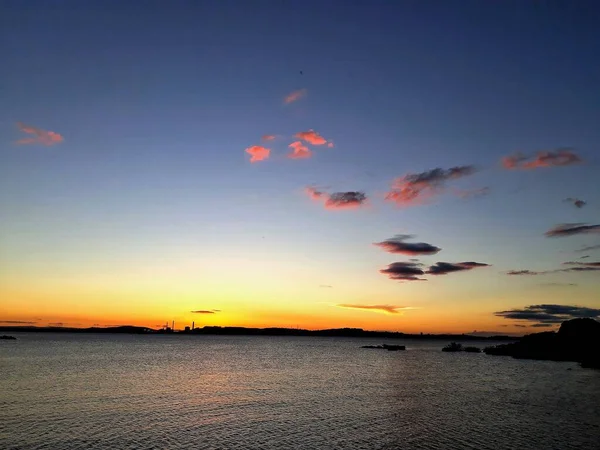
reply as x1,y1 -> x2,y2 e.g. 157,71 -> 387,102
1,333 -> 599,449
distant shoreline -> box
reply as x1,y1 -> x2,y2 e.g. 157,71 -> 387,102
0,325 -> 517,341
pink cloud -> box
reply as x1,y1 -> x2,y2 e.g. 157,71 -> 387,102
305,186 -> 325,201
16,122 -> 64,146
284,89 -> 307,105
295,129 -> 330,146
336,304 -> 413,314
385,166 -> 477,207
502,149 -> 582,170
245,145 -> 271,163
288,141 -> 313,159
305,187 -> 367,210
455,187 -> 491,199
262,135 -> 276,141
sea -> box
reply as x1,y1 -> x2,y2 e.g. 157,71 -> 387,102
1,333 -> 599,450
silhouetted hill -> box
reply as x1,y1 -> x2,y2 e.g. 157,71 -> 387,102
0,325 -> 154,334
0,325 -> 515,340
484,318 -> 600,369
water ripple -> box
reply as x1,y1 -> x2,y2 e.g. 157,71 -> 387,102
1,334 -> 599,449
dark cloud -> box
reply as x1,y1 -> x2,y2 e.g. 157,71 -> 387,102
563,261 -> 600,267
305,187 -> 368,210
385,165 -> 477,207
336,304 -> 412,314
501,149 -> 582,170
563,266 -> 600,272
48,322 -> 65,327
545,223 -> 600,237
530,323 -> 555,328
0,320 -> 37,324
539,282 -> 577,287
507,264 -> 600,276
326,192 -> 367,209
191,310 -> 219,314
564,198 -> 586,208
373,234 -> 441,256
380,262 -> 426,281
507,270 -> 541,276
580,255 -> 590,259
495,304 -> 600,325
427,261 -> 490,275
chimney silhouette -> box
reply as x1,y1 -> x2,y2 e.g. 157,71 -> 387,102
192,321 -> 195,330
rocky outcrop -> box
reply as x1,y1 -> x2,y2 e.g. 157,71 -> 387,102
484,318 -> 600,369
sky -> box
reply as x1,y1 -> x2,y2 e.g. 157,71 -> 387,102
1,1 -> 599,334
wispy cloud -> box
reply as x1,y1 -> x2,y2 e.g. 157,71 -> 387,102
507,270 -> 542,276
563,261 -> 600,267
288,141 -> 312,159
427,261 -> 490,275
16,122 -> 64,146
506,263 -> 600,275
294,129 -> 330,146
495,304 -> 600,324
191,310 -> 220,314
385,166 -> 477,207
576,244 -> 600,253
564,198 -> 586,208
501,149 -> 582,170
0,320 -> 37,324
245,145 -> 271,163
261,134 -> 276,141
380,262 -> 426,281
545,223 -> 600,237
336,304 -> 414,314
284,89 -> 307,105
305,186 -> 325,201
319,284 -> 333,288
374,235 -> 441,256
305,187 -> 367,210
455,187 -> 491,199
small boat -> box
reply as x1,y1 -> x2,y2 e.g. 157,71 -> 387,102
0,335 -> 17,340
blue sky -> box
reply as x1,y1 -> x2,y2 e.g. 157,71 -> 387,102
1,1 -> 599,332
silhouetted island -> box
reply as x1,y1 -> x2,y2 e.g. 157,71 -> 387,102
442,342 -> 463,352
0,324 -> 516,341
361,344 -> 406,351
463,346 -> 482,353
484,318 -> 600,369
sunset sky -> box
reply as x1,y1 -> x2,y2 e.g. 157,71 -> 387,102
1,1 -> 599,334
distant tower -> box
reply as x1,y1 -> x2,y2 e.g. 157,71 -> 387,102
192,321 -> 195,330
172,320 -> 175,331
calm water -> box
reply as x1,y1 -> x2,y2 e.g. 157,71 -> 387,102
1,333 -> 599,449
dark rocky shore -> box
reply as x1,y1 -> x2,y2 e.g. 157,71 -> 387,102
484,318 -> 600,369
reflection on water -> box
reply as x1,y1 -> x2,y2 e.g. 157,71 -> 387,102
1,333 -> 599,449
